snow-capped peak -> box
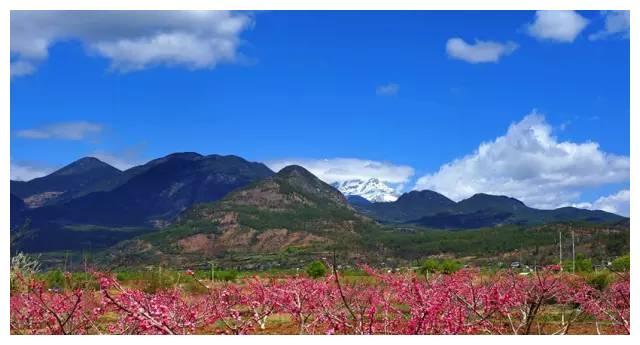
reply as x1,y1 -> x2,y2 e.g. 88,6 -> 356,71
332,178 -> 398,202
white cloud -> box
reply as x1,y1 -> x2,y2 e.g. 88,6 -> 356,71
376,83 -> 400,96
10,11 -> 252,75
10,60 -> 36,77
589,11 -> 630,41
10,160 -> 54,181
526,10 -> 589,43
414,112 -> 629,209
16,121 -> 103,140
574,189 -> 630,217
446,38 -> 518,63
266,158 -> 415,188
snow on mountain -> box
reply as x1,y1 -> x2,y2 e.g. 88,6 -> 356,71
331,178 -> 398,202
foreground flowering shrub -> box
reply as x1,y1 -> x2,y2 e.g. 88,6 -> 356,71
10,273 -> 102,334
10,268 -> 630,335
573,274 -> 630,334
96,274 -> 209,334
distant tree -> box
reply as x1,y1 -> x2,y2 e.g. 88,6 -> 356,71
611,254 -> 630,272
440,259 -> 463,275
587,272 -> 612,291
418,259 -> 440,279
217,270 -> 238,282
45,270 -> 65,289
563,254 -> 593,273
10,252 -> 41,291
306,260 -> 327,279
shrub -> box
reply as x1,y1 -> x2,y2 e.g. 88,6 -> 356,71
44,270 -> 66,289
215,270 -> 238,282
10,252 -> 41,277
10,252 -> 41,291
418,259 -> 440,278
587,272 -> 613,291
306,260 -> 327,278
563,254 -> 593,273
440,259 -> 463,274
611,254 -> 630,272
141,268 -> 183,293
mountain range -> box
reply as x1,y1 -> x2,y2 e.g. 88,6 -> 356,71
352,190 -> 623,229
105,165 -> 375,267
10,153 -> 273,252
10,153 -> 627,256
11,157 -> 122,208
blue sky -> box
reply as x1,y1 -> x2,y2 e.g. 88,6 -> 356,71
10,10 -> 630,215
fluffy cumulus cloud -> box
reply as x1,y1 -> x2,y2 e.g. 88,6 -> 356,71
413,112 -> 629,209
526,10 -> 589,43
16,121 -> 103,140
266,158 -> 415,186
574,189 -> 630,217
589,11 -> 630,40
10,160 -> 54,181
446,38 -> 518,63
590,189 -> 630,216
376,83 -> 400,96
10,11 -> 252,75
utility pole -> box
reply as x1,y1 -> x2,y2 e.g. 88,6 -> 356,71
519,248 -> 523,266
559,230 -> 563,271
210,261 -> 215,281
571,227 -> 576,274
